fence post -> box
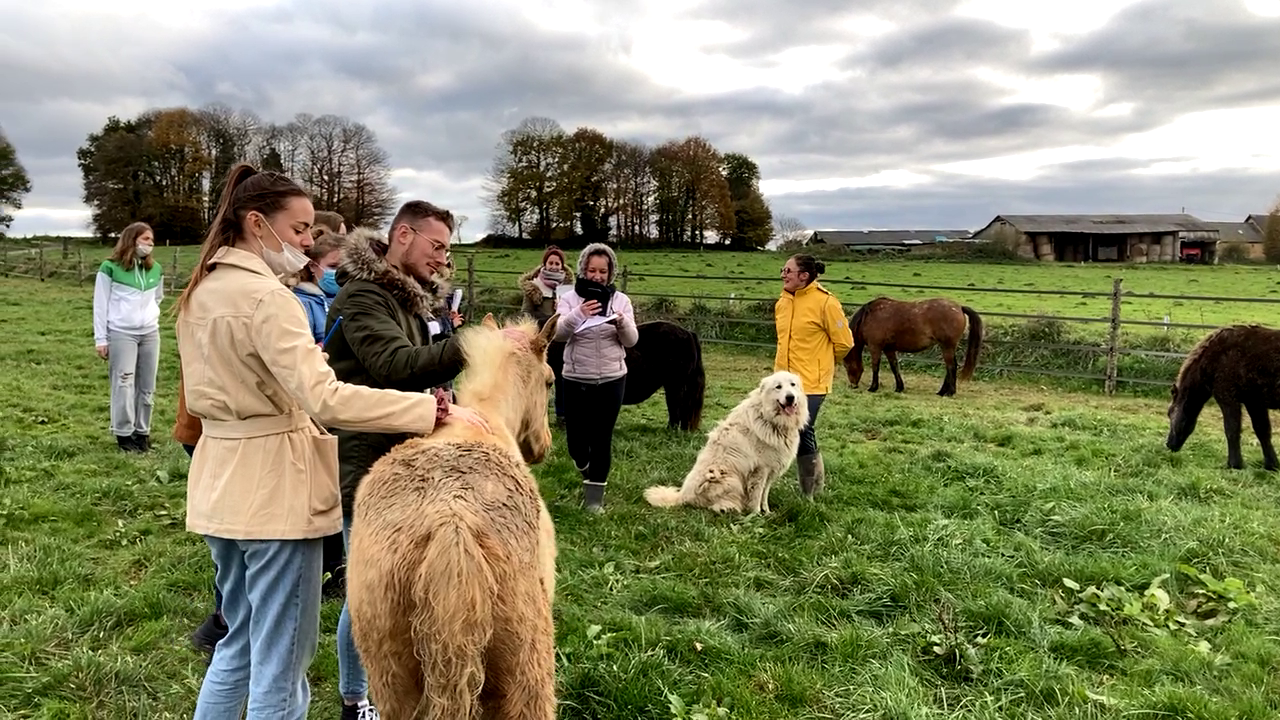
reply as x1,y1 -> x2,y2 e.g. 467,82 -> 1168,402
1104,278 -> 1122,395
38,244 -> 45,281
619,265 -> 630,293
77,249 -> 84,284
172,246 -> 180,294
62,237 -> 70,260
465,254 -> 476,312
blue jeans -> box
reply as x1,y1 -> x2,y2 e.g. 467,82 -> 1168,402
336,515 -> 369,702
194,536 -> 323,719
184,442 -> 223,614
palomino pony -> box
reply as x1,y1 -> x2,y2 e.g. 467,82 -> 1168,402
347,313 -> 561,720
1166,324 -> 1280,472
843,296 -> 983,396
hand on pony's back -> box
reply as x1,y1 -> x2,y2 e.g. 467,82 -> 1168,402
443,404 -> 491,433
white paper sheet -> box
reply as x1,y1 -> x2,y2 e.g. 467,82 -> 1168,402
574,313 -> 618,334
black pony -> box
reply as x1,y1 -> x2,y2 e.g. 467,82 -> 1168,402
547,320 -> 706,431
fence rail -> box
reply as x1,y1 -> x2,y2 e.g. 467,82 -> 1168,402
4,243 -> 1277,395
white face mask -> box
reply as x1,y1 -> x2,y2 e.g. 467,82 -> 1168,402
254,215 -> 310,277
135,245 -> 153,258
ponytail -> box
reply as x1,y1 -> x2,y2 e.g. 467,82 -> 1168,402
790,254 -> 825,285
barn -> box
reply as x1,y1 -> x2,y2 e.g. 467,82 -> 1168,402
1203,220 -> 1264,262
971,214 -> 1218,263
805,229 -> 972,252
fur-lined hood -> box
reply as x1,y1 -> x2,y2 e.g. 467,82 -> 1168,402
518,264 -> 575,306
337,227 -> 449,318
577,242 -> 619,285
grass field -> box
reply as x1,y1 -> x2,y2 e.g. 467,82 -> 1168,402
6,241 -> 1280,330
2,275 -> 1279,719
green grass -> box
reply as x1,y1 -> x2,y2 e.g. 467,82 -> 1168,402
2,276 -> 1280,718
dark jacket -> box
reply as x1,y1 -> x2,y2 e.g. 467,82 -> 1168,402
518,265 -> 575,329
323,227 -> 465,517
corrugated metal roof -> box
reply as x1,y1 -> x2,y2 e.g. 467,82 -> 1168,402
1203,222 -> 1263,243
991,214 -> 1215,234
809,229 -> 972,246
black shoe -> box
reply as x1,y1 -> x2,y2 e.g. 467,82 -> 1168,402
341,700 -> 380,720
191,612 -> 228,664
130,433 -> 151,453
116,435 -> 143,453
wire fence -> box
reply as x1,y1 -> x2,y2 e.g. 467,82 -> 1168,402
4,241 -> 1278,394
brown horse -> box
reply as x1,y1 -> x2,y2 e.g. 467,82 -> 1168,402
843,296 -> 983,396
1166,324 -> 1280,472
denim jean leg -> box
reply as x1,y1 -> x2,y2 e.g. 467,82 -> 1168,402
194,537 -> 252,718
243,538 -> 324,719
337,515 -> 369,702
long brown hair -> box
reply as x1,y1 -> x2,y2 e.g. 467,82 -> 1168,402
110,222 -> 154,272
176,162 -> 310,313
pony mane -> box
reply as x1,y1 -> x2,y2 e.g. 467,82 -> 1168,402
1175,325 -> 1232,389
455,316 -> 540,408
849,301 -> 872,339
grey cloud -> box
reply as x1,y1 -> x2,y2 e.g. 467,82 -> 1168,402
2,0 -> 1278,239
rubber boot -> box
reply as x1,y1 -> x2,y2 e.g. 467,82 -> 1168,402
582,481 -> 606,514
798,453 -> 824,498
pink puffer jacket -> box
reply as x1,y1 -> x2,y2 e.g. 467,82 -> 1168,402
553,288 -> 639,382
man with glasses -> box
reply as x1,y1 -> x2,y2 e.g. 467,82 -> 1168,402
320,200 -> 465,720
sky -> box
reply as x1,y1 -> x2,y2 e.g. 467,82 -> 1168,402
2,0 -> 1279,239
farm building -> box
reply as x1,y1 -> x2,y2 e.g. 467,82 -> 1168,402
971,214 -> 1218,263
1203,220 -> 1264,262
805,229 -> 972,251
1245,213 -> 1275,236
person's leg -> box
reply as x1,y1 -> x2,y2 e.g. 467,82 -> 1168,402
107,331 -> 140,451
561,379 -> 591,477
337,515 -> 374,714
193,537 -> 251,718
130,329 -> 160,451
242,538 -> 323,719
797,394 -> 827,497
583,376 -> 626,513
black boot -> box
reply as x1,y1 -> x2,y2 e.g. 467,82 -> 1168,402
116,435 -> 142,453
582,481 -> 606,514
190,612 -> 228,665
130,433 -> 151,453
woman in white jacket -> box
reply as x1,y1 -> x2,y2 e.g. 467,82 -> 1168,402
93,222 -> 163,453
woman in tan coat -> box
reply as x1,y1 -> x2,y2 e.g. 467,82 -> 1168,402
175,162 -> 489,718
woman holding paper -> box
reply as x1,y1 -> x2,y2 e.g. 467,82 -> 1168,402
553,242 -> 639,513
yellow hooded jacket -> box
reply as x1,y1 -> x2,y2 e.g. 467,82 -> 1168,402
774,281 -> 855,395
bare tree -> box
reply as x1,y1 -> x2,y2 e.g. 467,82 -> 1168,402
772,213 -> 808,247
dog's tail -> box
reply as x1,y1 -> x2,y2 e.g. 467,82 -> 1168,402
411,523 -> 495,719
643,485 -> 685,508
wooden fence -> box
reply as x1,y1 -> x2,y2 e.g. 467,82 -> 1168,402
4,242 -> 1279,394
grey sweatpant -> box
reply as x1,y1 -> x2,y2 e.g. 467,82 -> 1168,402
108,329 -> 160,437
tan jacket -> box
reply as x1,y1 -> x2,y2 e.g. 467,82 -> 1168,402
176,246 -> 439,540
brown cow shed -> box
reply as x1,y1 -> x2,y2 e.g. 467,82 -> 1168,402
972,214 -> 1220,263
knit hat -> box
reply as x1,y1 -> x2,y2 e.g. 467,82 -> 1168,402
541,246 -> 566,266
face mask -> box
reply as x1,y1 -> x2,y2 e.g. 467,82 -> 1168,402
318,268 -> 340,297
135,245 -> 153,258
255,215 -> 310,277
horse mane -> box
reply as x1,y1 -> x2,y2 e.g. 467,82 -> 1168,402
455,316 -> 539,412
849,302 -> 870,339
1175,326 -> 1233,390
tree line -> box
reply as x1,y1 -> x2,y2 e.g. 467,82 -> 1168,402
76,104 -> 398,243
482,116 -> 795,250
0,127 -> 32,235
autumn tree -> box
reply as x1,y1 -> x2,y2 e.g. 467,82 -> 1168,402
79,105 -> 400,242
721,152 -> 772,250
1265,199 -> 1280,264
0,127 -> 32,234
773,213 -> 808,247
483,117 -> 568,242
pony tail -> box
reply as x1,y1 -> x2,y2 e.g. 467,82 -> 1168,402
814,260 -> 826,276
175,162 -> 258,314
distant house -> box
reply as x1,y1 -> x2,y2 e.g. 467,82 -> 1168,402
1245,213 -> 1275,235
806,229 -> 972,251
971,214 -> 1218,263
1203,220 -> 1264,261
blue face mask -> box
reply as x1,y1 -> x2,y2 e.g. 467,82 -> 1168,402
318,268 -> 340,297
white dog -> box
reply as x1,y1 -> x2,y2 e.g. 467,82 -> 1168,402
644,370 -> 810,515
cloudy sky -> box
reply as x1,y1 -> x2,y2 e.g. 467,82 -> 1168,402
3,0 -> 1279,238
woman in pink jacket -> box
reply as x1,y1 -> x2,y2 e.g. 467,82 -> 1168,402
553,242 -> 639,513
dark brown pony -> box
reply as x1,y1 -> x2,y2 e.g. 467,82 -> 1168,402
547,320 -> 706,431
1166,324 -> 1280,471
843,296 -> 983,396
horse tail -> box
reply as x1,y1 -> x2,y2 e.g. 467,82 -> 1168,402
644,485 -> 685,508
683,329 -> 706,431
411,524 -> 494,720
960,305 -> 983,381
